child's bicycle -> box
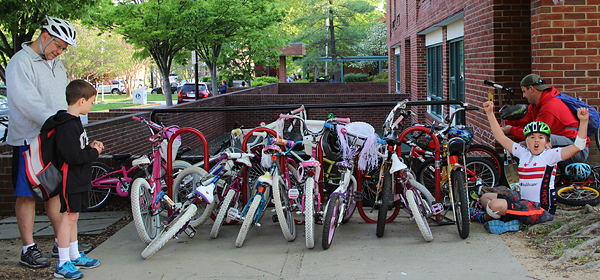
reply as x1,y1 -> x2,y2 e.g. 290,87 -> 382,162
129,115 -> 193,244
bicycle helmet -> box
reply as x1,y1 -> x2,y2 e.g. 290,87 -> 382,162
42,16 -> 77,46
565,163 -> 591,181
500,104 -> 528,121
447,127 -> 473,143
321,128 -> 343,162
523,121 -> 551,138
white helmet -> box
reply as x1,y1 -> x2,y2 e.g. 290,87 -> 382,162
42,16 -> 77,47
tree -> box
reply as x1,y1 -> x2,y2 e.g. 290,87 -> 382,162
291,0 -> 375,82
187,0 -> 285,94
88,0 -> 196,106
0,0 -> 99,82
348,20 -> 387,69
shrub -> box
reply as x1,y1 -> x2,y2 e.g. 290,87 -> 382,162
371,72 -> 389,82
252,76 -> 279,87
343,73 -> 369,82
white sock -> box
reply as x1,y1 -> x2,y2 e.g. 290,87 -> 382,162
22,243 -> 35,254
58,247 -> 70,266
69,241 -> 80,261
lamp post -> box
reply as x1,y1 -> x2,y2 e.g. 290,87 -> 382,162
99,40 -> 107,104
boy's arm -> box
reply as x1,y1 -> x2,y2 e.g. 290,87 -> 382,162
560,107 -> 589,160
483,101 -> 515,152
56,123 -> 99,165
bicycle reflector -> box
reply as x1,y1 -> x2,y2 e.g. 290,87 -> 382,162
449,155 -> 459,165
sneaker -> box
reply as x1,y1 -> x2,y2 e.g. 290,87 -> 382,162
52,243 -> 93,258
54,261 -> 83,279
19,244 -> 50,269
72,252 -> 100,269
484,220 -> 522,234
469,207 -> 486,224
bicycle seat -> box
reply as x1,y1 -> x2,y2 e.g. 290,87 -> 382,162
112,154 -> 132,161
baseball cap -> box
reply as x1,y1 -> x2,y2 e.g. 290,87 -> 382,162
520,74 -> 550,91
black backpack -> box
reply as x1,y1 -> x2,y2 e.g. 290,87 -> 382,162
22,126 -> 68,201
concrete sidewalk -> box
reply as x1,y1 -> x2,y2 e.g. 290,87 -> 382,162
81,211 -> 531,280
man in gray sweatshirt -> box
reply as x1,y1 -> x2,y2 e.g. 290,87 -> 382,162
6,16 -> 89,269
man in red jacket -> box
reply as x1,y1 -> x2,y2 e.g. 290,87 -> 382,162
502,74 -> 589,168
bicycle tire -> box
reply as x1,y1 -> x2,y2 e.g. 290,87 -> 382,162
304,177 -> 315,249
360,167 -> 379,207
235,196 -> 261,248
451,169 -> 470,239
466,157 -> 498,189
141,204 -> 198,259
555,183 -> 600,206
322,193 -> 341,250
405,189 -> 433,242
341,175 -> 358,224
272,172 -> 297,242
131,178 -> 161,244
210,189 -> 237,238
416,158 -> 438,200
376,168 -> 392,238
87,162 -> 113,211
466,144 -> 503,184
172,166 -> 214,227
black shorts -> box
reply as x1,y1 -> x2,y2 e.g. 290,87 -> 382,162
497,194 -> 554,225
60,191 -> 89,213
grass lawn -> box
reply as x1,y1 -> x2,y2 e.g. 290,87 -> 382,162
91,92 -> 177,111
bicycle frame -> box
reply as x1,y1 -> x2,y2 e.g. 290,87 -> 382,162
91,164 -> 139,197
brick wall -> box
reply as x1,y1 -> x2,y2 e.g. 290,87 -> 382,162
0,83 -> 404,215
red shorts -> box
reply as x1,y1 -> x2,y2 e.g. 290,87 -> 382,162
497,194 -> 554,225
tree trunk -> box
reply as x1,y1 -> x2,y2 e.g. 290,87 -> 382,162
328,5 -> 340,83
208,62 -> 218,96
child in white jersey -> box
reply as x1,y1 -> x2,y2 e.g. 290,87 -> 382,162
479,101 -> 589,234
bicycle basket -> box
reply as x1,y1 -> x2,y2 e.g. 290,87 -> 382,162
345,122 -> 375,147
159,126 -> 181,162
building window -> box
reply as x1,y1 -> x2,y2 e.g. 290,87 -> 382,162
395,53 -> 401,93
449,38 -> 465,124
427,44 -> 442,118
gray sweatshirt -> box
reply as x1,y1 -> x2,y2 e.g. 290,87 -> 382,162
6,42 -> 68,146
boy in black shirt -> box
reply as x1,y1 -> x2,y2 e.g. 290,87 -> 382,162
49,80 -> 104,279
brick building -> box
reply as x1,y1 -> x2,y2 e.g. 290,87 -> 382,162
387,0 -> 600,150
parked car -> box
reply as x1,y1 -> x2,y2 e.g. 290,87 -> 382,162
151,83 -> 179,95
0,86 -> 9,119
94,80 -> 125,94
178,83 -> 211,103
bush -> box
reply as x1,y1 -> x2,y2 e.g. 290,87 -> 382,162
252,76 -> 279,87
343,73 -> 369,82
371,72 -> 389,82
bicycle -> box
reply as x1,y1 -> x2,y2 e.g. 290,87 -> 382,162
88,147 -> 192,212
129,115 -> 193,244
234,131 -> 299,248
141,152 -> 256,259
277,113 -> 350,249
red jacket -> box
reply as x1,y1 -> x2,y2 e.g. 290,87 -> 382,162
505,86 -> 587,143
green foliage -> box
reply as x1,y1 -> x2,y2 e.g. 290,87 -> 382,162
370,71 -> 388,82
252,76 -> 279,86
343,73 -> 369,82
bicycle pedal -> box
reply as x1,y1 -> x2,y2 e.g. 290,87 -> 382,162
184,226 -> 196,238
272,215 -> 279,223
353,191 -> 363,202
431,203 -> 444,216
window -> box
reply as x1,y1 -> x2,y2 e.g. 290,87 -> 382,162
449,39 -> 465,124
395,53 -> 401,93
427,44 -> 442,118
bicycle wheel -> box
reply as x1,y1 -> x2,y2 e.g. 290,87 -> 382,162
272,172 -> 297,242
87,162 -> 113,212
405,189 -> 433,242
451,169 -> 470,239
141,204 -> 197,259
555,183 -> 600,206
304,177 -> 315,249
466,158 -> 498,189
376,168 -> 392,238
131,178 -> 161,244
322,193 -> 341,250
210,189 -> 237,238
466,144 -> 503,183
416,158 -> 443,201
235,196 -> 261,248
341,175 -> 357,224
360,168 -> 379,207
172,166 -> 215,227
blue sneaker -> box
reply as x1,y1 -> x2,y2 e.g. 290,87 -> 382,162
469,207 -> 486,224
484,220 -> 521,234
72,252 -> 100,269
54,261 -> 83,279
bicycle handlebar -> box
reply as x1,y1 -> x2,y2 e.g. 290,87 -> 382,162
291,105 -> 305,114
484,80 -> 515,95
